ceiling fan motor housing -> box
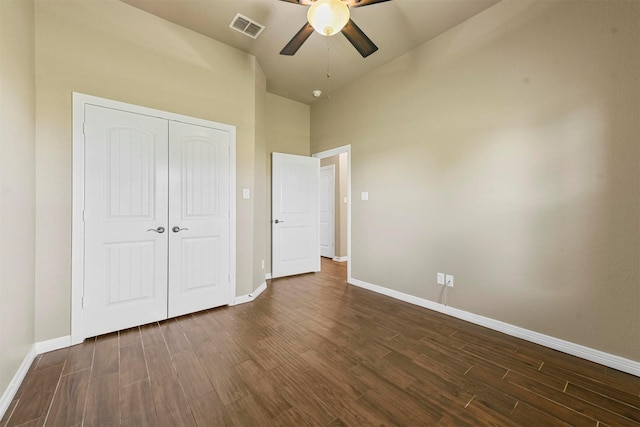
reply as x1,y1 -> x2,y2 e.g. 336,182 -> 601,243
307,0 -> 350,36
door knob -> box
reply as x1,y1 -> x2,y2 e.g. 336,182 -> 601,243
274,219 -> 284,224
147,226 -> 165,233
172,226 -> 189,233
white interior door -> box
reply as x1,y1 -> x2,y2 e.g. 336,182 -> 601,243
83,105 -> 169,338
320,165 -> 335,258
272,152 -> 320,278
168,121 -> 230,317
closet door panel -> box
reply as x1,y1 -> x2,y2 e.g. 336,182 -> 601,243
168,121 -> 231,317
83,105 -> 169,338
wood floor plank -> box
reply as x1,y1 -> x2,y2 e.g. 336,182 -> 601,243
7,364 -> 63,426
542,363 -> 640,409
140,322 -> 165,348
45,370 -> 90,426
120,379 -> 158,427
510,401 -> 575,427
83,372 -> 119,427
120,343 -> 148,386
300,349 -> 368,399
224,393 -> 273,426
495,371 -> 596,427
159,319 -> 190,355
90,332 -> 119,379
231,358 -> 292,419
188,390 -> 232,426
264,363 -> 337,426
199,351 -> 248,405
564,382 -> 640,425
268,407 -> 318,427
351,363 -> 442,425
435,393 -> 517,427
119,326 -> 141,348
150,377 -> 195,427
0,399 -> 18,426
171,351 -> 213,400
144,343 -> 177,386
35,348 -> 68,371
62,340 -> 95,376
11,416 -> 45,427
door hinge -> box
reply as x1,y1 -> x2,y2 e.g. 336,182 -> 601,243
81,297 -> 84,308
82,122 -> 86,135
82,209 -> 85,222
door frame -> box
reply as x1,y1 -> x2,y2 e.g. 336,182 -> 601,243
312,145 -> 352,282
71,92 -> 237,345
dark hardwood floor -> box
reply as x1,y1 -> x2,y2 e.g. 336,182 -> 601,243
2,258 -> 639,426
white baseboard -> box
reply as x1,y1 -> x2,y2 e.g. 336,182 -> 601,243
265,273 -> 272,280
0,334 -> 76,419
0,345 -> 37,420
232,282 -> 268,305
349,277 -> 640,377
35,335 -> 71,354
332,256 -> 348,262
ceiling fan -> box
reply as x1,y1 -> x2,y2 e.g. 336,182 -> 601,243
279,0 -> 391,58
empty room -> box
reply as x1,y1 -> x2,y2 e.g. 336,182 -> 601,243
1,0 -> 638,425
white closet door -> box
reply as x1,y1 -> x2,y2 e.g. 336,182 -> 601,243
167,121 -> 231,317
83,105 -> 169,338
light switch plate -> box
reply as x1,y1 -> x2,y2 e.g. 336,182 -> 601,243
361,191 -> 369,201
243,188 -> 250,199
437,273 -> 445,285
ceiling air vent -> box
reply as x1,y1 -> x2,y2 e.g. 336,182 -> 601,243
229,13 -> 265,39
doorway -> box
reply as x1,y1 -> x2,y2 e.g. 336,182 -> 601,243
313,145 -> 351,281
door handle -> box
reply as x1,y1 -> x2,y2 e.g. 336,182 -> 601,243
147,226 -> 165,233
274,219 -> 284,224
172,226 -> 189,233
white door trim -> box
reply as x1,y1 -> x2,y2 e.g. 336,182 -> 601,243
312,145 -> 351,282
71,92 -> 236,345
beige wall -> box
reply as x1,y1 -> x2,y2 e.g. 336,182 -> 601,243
311,1 -> 640,360
265,93 -> 311,273
252,64 -> 268,287
0,0 -> 37,397
33,0 -> 264,341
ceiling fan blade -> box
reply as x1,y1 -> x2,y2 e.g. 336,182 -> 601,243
278,0 -> 313,5
341,19 -> 378,58
280,23 -> 315,56
347,0 -> 392,7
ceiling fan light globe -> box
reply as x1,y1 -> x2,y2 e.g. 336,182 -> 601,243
307,0 -> 350,37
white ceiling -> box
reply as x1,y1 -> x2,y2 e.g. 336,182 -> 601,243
120,0 -> 500,104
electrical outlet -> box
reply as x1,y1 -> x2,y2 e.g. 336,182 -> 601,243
261,259 -> 265,269
437,273 -> 445,285
445,274 -> 454,288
